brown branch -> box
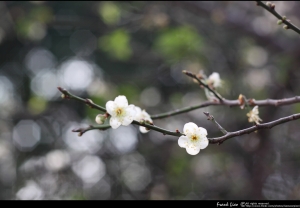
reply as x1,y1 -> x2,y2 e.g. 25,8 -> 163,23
206,112 -> 300,145
151,96 -> 300,119
58,87 -> 300,144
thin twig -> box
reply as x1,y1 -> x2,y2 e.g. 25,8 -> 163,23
256,1 -> 300,35
182,70 -> 223,101
72,124 -> 111,136
203,112 -> 227,135
58,87 -> 106,112
151,96 -> 300,119
207,112 -> 300,145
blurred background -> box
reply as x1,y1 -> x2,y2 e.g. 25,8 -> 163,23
1,1 -> 300,200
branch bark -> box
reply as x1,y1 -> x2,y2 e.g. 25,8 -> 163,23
151,96 -> 300,119
206,112 -> 300,144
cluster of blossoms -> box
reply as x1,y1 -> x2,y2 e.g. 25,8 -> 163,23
95,95 -> 209,155
92,72 -> 264,156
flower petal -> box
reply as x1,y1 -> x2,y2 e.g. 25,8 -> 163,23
183,122 -> 198,137
106,101 -> 116,116
110,117 -> 121,129
120,105 -> 134,126
122,115 -> 134,126
186,145 -> 201,155
114,95 -> 128,108
197,136 -> 209,149
178,136 -> 188,148
197,127 -> 207,137
252,106 -> 259,114
134,106 -> 142,121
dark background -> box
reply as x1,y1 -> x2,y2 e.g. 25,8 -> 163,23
1,1 -> 300,200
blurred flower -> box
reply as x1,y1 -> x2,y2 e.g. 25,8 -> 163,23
106,96 -> 136,129
247,106 -> 262,124
178,122 -> 209,155
134,106 -> 153,133
206,72 -> 222,89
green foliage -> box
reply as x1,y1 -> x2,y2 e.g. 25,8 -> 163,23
29,6 -> 53,24
99,29 -> 132,61
98,2 -> 121,26
117,84 -> 140,104
15,6 -> 52,40
27,95 -> 48,114
154,26 -> 203,62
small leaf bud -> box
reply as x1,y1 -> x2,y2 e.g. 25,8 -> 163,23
277,20 -> 283,25
283,25 -> 289,30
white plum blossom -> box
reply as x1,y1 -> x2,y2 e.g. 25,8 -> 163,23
207,72 -> 221,89
246,105 -> 262,124
134,106 -> 153,133
178,122 -> 209,155
105,95 -> 136,129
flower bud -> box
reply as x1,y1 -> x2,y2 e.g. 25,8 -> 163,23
277,20 -> 283,25
95,114 -> 107,124
86,99 -> 94,104
266,2 -> 272,7
270,3 -> 275,9
283,25 -> 289,30
61,94 -> 66,99
238,94 -> 245,109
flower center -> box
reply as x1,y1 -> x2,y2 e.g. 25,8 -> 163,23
116,108 -> 123,116
191,135 -> 198,141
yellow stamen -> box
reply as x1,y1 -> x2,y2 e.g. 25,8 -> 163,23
116,108 -> 122,115
191,135 -> 198,141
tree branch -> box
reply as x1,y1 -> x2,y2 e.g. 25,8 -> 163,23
57,87 -> 300,144
57,87 -> 184,137
151,96 -> 300,119
256,1 -> 300,35
207,112 -> 300,145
